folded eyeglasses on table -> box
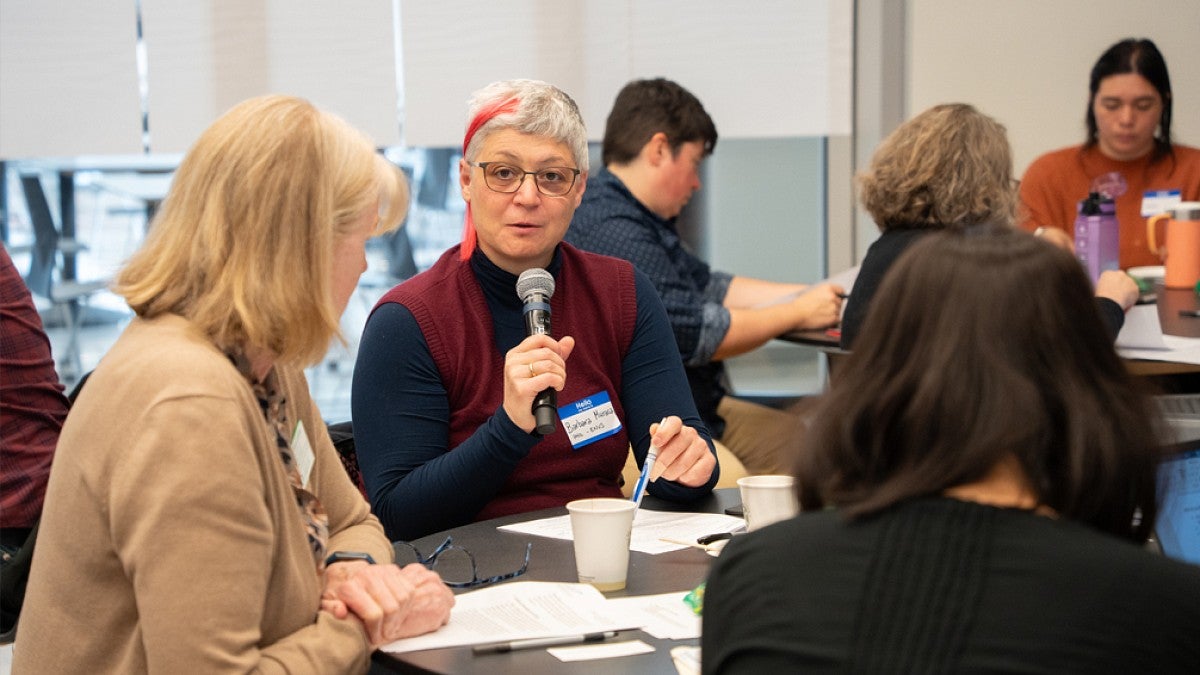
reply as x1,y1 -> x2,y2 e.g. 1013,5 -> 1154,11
393,537 -> 532,589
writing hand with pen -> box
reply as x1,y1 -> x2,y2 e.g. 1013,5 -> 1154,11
631,416 -> 716,505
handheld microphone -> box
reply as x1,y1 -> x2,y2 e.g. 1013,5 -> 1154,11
516,268 -> 557,436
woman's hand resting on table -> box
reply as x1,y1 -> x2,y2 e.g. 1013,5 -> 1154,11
320,561 -> 454,646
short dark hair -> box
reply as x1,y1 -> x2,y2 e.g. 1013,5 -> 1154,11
601,78 -> 718,166
796,227 -> 1162,542
1086,38 -> 1174,164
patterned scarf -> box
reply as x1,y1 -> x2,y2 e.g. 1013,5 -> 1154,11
229,353 -> 329,573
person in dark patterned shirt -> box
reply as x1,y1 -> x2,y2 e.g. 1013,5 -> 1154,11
0,244 -> 67,546
1,243 -> 70,634
567,78 -> 843,474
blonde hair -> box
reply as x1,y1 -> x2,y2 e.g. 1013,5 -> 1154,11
115,95 -> 407,366
858,103 -> 1016,231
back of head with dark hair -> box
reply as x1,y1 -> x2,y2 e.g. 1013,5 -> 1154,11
1086,38 -> 1174,162
796,227 -> 1161,542
601,78 -> 718,166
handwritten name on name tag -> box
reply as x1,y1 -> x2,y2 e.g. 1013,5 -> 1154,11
559,391 -> 623,450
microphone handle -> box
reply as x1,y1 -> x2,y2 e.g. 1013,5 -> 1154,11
524,307 -> 550,336
533,389 -> 557,436
523,298 -> 557,436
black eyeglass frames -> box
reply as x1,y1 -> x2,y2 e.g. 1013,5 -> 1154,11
393,536 -> 532,589
469,161 -> 580,196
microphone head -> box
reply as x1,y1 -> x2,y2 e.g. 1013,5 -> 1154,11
516,268 -> 555,303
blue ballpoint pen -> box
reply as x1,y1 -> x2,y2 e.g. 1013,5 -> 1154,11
631,417 -> 668,507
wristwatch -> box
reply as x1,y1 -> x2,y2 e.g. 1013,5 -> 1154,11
324,550 -> 376,566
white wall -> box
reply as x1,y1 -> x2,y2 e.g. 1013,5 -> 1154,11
703,138 -> 827,283
140,0 -> 399,153
0,1 -> 142,157
907,0 -> 1200,176
395,0 -> 854,146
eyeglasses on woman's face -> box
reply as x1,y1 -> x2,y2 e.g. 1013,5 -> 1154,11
469,161 -> 580,197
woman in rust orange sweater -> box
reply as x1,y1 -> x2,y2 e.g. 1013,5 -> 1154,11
1020,38 -> 1200,268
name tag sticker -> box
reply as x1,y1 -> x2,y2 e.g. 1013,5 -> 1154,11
559,391 -> 623,450
1142,189 -> 1182,217
291,421 -> 316,488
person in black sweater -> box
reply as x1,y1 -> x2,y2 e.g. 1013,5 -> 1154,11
840,103 -> 1137,349
703,228 -> 1200,674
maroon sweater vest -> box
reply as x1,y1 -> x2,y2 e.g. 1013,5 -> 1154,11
380,244 -> 638,520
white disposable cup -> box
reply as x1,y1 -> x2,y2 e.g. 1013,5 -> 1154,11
565,497 -> 637,591
737,475 -> 799,531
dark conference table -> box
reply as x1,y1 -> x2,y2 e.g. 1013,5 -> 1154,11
370,489 -> 742,674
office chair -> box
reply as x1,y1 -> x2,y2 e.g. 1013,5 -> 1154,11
19,173 -> 111,379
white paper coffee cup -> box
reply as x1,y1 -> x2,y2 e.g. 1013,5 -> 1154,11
565,497 -> 637,591
737,475 -> 799,531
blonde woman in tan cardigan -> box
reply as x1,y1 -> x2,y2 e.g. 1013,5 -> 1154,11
14,95 -> 453,674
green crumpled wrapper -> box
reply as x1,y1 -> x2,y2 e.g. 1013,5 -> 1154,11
683,581 -> 705,616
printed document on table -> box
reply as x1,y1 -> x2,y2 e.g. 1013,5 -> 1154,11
1118,305 -> 1200,364
606,591 -> 702,639
381,581 -> 636,654
499,510 -> 745,554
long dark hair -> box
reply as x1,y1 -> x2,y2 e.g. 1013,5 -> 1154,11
797,228 -> 1162,542
1085,38 -> 1173,164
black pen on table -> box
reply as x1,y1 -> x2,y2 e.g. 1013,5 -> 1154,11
473,630 -> 621,655
1181,309 -> 1200,318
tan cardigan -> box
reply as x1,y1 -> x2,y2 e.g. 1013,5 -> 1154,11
14,315 -> 393,674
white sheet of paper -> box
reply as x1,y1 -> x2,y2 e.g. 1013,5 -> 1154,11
380,582 -> 636,654
1120,336 -> 1200,365
1117,306 -> 1200,364
1117,305 -> 1168,350
498,510 -> 745,554
824,265 -> 859,295
671,645 -> 703,675
548,639 -> 655,662
606,592 -> 702,640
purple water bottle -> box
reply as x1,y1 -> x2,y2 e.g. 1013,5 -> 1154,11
1074,192 -> 1119,283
